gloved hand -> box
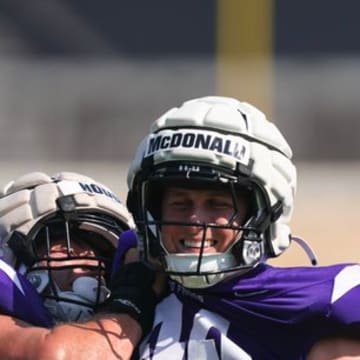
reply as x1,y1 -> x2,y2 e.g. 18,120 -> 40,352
97,230 -> 157,336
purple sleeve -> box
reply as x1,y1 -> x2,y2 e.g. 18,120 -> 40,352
0,260 -> 53,327
329,264 -> 360,324
110,230 -> 138,281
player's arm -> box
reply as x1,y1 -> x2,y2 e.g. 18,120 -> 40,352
0,258 -> 156,360
307,323 -> 360,359
0,312 -> 141,360
0,250 -> 164,360
307,337 -> 360,360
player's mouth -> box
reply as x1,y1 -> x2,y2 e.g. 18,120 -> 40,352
180,239 -> 217,252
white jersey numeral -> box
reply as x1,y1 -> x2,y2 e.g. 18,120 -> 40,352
139,294 -> 252,360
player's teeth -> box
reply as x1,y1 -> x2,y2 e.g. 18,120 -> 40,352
184,240 -> 213,248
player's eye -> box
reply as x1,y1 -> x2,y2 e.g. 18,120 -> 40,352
169,200 -> 192,210
206,199 -> 233,209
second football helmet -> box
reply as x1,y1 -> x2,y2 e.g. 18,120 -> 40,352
0,171 -> 135,322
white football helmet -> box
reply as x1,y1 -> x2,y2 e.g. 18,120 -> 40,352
0,171 -> 135,322
127,96 -> 297,289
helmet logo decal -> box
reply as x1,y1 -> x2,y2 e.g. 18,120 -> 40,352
145,129 -> 250,165
58,181 -> 121,203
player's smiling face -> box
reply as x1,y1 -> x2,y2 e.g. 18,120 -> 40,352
160,185 -> 249,254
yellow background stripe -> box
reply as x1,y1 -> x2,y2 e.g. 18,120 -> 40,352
216,0 -> 273,117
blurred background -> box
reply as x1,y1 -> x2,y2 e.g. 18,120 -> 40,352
0,0 -> 359,265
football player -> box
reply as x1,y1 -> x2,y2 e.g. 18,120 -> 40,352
0,171 -> 159,359
126,96 -> 360,359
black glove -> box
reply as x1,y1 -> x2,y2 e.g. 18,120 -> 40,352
98,261 -> 157,336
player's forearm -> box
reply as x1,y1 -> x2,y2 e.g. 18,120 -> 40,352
307,338 -> 360,360
0,313 -> 141,360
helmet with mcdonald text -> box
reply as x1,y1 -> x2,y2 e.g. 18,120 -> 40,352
0,171 -> 135,322
127,96 -> 297,289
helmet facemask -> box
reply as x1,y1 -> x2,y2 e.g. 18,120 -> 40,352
136,164 -> 273,289
12,211 -> 125,322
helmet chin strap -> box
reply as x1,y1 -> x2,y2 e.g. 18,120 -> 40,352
27,270 -> 110,322
165,252 -> 238,288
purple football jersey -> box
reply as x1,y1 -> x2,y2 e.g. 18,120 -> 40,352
0,259 -> 53,327
139,263 -> 360,360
